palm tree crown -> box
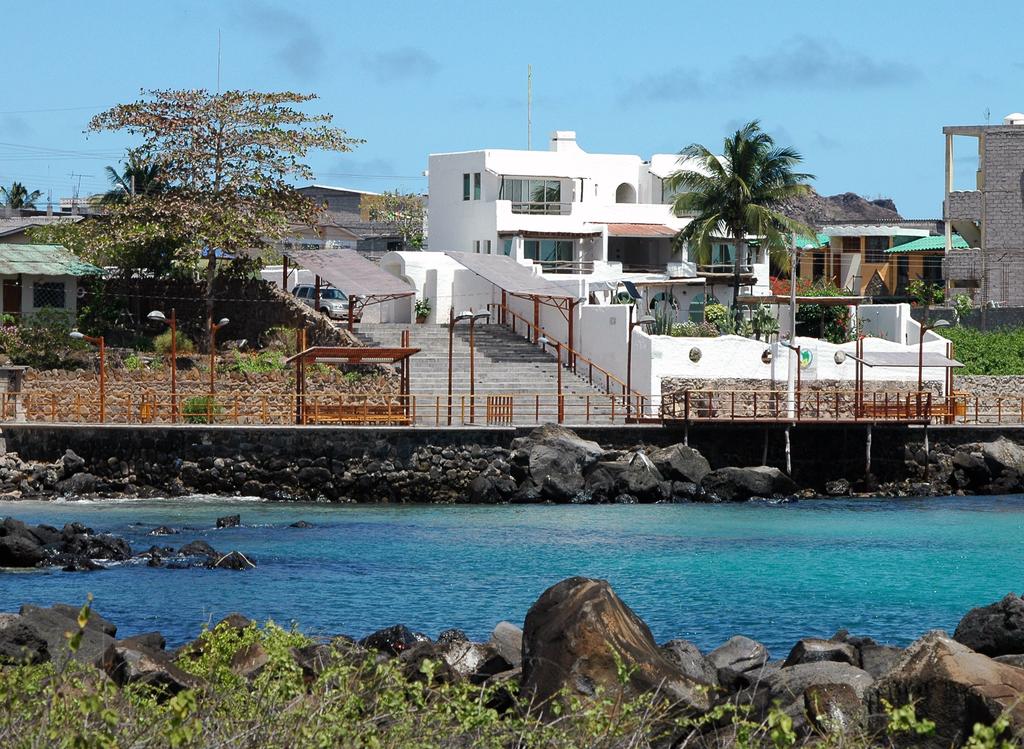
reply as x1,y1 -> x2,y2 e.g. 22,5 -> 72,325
665,120 -> 815,310
0,181 -> 43,209
100,150 -> 166,205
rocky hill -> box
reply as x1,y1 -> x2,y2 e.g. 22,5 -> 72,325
781,187 -> 901,227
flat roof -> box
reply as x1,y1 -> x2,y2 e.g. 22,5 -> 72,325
445,251 -> 580,300
283,249 -> 414,299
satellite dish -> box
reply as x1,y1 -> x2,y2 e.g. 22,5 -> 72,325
834,351 -> 847,365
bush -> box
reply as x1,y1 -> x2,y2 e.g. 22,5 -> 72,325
669,321 -> 719,338
154,330 -> 195,356
704,303 -> 730,331
222,351 -> 284,374
0,308 -> 84,370
182,396 -> 222,424
936,326 -> 1024,375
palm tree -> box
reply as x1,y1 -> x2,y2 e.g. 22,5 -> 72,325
100,150 -> 166,205
0,181 -> 43,209
665,120 -> 815,312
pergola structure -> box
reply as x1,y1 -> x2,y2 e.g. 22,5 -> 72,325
284,342 -> 420,425
445,251 -> 583,353
282,248 -> 415,330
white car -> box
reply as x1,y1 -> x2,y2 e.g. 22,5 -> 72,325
292,284 -> 360,320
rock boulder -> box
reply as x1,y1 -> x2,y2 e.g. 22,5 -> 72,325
521,577 -> 711,716
953,593 -> 1024,657
700,466 -> 797,502
648,444 -> 711,484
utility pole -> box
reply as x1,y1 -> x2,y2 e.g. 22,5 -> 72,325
527,64 -> 532,150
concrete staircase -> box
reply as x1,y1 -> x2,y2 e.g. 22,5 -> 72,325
353,323 -> 623,424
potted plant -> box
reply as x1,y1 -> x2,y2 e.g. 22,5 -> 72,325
414,297 -> 431,324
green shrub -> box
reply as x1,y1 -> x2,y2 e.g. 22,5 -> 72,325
704,303 -> 730,330
123,354 -> 144,371
154,330 -> 195,355
953,294 -> 973,324
222,351 -> 284,374
182,396 -> 222,424
669,321 -> 719,337
0,308 -> 84,370
937,326 -> 1024,375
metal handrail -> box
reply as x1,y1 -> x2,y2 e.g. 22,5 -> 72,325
486,302 -> 650,416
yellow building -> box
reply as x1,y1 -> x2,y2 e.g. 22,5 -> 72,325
797,225 -> 946,300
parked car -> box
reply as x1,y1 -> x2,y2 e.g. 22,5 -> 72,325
292,284 -> 360,321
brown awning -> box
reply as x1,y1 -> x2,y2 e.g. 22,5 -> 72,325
285,346 -> 419,366
283,249 -> 414,299
445,251 -> 580,300
604,223 -> 677,238
496,229 -> 601,239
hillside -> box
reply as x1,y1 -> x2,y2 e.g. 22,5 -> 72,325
781,187 -> 902,227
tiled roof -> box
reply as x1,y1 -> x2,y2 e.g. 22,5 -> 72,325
886,235 -> 969,253
604,223 -> 678,238
0,243 -> 101,276
0,215 -> 83,237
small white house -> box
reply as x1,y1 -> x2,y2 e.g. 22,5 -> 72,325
0,243 -> 100,319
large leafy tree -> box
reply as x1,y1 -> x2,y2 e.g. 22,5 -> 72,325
52,89 -> 362,345
1,181 -> 43,209
360,190 -> 426,249
665,120 -> 815,311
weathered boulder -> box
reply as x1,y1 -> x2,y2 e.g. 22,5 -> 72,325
824,478 -> 851,497
435,639 -> 512,683
648,444 -> 711,484
700,466 -> 797,502
783,638 -> 858,668
867,631 -> 1024,748
216,514 -> 241,529
951,449 -> 991,488
289,520 -> 314,528
708,635 -> 769,673
488,621 -> 523,668
98,642 -> 201,696
521,577 -> 711,716
230,641 -> 269,679
766,661 -> 874,703
953,593 -> 1024,657
18,603 -> 116,664
617,453 -> 666,502
804,682 -> 865,735
56,472 -> 99,496
522,425 -> 605,501
359,624 -> 430,656
209,551 -> 256,570
981,437 -> 1024,477
178,540 -> 219,559
662,638 -> 719,687
60,449 -> 86,478
119,632 -> 166,651
0,533 -> 45,567
0,616 -> 49,663
149,526 -> 178,536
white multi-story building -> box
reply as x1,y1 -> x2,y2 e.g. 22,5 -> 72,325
426,131 -> 771,319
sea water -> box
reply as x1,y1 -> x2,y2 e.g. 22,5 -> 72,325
1,495 -> 1022,654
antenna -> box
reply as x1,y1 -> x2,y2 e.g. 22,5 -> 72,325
527,64 -> 532,150
984,107 -> 991,124
217,29 -> 222,92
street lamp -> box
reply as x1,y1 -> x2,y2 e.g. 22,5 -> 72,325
447,309 -> 489,424
70,330 -> 105,423
918,319 -> 951,392
147,308 -> 178,422
209,317 -> 229,395
785,242 -> 816,418
626,309 -> 656,419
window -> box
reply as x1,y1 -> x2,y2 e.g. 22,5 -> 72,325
865,236 -> 889,264
33,281 -> 65,309
463,173 -> 470,201
842,236 -> 861,252
523,239 -> 573,268
502,178 -> 563,214
473,173 -> 481,200
502,239 -> 513,256
483,240 -> 491,254
472,240 -> 480,253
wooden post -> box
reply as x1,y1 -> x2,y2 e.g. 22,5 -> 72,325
533,297 -> 540,343
567,299 -> 576,371
785,425 -> 792,475
501,290 -> 507,325
282,256 -> 289,291
865,424 -> 872,478
348,296 -> 355,332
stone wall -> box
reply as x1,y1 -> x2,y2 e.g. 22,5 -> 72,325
660,377 -> 943,419
18,367 -> 398,424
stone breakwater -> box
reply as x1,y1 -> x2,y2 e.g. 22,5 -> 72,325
3,578 -> 1024,747
3,423 -> 1024,502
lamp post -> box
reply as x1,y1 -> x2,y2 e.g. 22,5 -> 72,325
625,308 -> 656,420
209,317 -> 229,395
147,308 -> 178,422
70,331 -> 105,423
785,241 -> 815,418
918,319 -> 951,393
447,309 -> 473,425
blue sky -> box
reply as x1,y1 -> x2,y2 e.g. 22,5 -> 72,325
2,0 -> 1022,217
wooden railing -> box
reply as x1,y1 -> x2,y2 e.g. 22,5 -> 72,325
486,302 -> 650,418
0,390 -> 632,427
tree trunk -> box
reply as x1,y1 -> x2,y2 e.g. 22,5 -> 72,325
732,231 -> 745,316
204,252 -> 216,352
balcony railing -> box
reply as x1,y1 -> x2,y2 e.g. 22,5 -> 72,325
535,259 -> 594,274
510,201 -> 572,216
697,263 -> 754,275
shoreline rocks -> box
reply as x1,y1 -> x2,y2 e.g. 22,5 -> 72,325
3,580 -> 1024,745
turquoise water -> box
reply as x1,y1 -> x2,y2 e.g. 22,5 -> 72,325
2,496 -> 1023,654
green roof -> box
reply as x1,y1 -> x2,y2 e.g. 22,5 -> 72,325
0,243 -> 102,276
794,233 -> 830,249
885,235 -> 969,254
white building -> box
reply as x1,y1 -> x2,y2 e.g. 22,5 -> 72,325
426,131 -> 771,321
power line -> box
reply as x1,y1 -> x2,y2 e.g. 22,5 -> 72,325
0,105 -> 109,115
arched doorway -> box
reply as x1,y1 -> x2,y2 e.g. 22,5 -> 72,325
615,182 -> 637,203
